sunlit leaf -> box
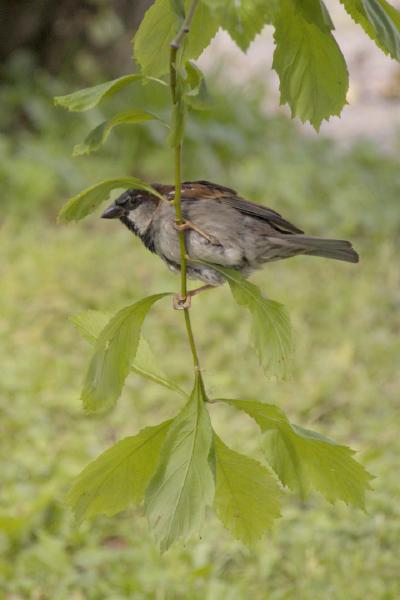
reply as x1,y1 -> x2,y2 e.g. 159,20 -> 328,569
200,264 -> 292,378
183,61 -> 212,110
133,0 -> 178,76
67,420 -> 172,522
170,0 -> 185,19
145,374 -> 214,552
133,0 -> 218,77
272,0 -> 349,130
81,295 -> 170,412
214,435 -> 281,545
201,0 -> 274,51
70,310 -> 186,396
70,310 -> 109,345
133,336 -> 186,396
297,0 -> 334,31
183,0 -> 219,63
340,0 -> 400,59
73,110 -> 164,156
58,178 -> 165,223
54,74 -> 165,112
222,399 -> 373,508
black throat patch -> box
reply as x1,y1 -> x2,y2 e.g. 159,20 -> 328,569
120,215 -> 156,254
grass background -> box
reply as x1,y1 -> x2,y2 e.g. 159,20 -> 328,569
1,57 -> 400,599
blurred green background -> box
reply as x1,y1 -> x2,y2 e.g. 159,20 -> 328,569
1,2 -> 400,599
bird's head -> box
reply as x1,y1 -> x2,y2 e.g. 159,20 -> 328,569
101,189 -> 153,219
101,188 -> 161,238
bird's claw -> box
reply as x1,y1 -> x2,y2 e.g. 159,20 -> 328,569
173,293 -> 191,310
175,220 -> 220,246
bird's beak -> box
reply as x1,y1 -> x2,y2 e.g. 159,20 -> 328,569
101,204 -> 123,219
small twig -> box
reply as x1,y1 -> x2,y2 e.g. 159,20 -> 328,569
171,0 -> 200,50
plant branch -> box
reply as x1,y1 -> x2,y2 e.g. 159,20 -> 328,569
169,0 -> 202,375
171,0 -> 200,50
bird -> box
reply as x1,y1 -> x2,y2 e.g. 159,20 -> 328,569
101,180 -> 359,308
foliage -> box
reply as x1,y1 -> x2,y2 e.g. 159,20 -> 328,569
134,0 -> 400,128
272,0 -> 349,129
1,202 -> 399,596
1,1 -> 400,595
67,420 -> 172,521
71,310 -> 186,395
58,178 -> 165,223
203,264 -> 293,378
47,0 -> 400,551
340,0 -> 400,59
145,375 -> 214,551
222,400 -> 373,507
72,109 -> 164,156
81,294 -> 170,412
202,0 -> 275,51
214,434 -> 281,545
54,75 -> 145,112
2,59 -> 400,236
133,0 -> 218,76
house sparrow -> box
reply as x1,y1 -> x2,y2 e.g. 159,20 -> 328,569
102,180 -> 359,308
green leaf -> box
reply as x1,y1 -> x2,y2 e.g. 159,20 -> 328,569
133,0 -> 178,77
70,310 -> 186,396
170,0 -> 185,19
297,0 -> 334,31
200,264 -> 292,378
201,0 -> 274,51
340,0 -> 400,59
183,61 -> 212,110
67,420 -> 172,522
54,74 -> 166,112
133,336 -> 187,396
222,399 -> 373,508
58,177 -> 165,223
70,310 -> 109,345
133,0 -> 218,77
214,435 -> 281,545
145,374 -> 215,552
183,0 -> 219,62
272,0 -> 349,130
81,295 -> 170,412
73,110 -> 164,156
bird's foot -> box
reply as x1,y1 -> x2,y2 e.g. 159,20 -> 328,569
188,284 -> 214,298
173,293 -> 191,310
175,220 -> 220,246
172,285 -> 214,310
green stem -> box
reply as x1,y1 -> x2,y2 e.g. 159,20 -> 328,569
171,0 -> 200,50
174,143 -> 188,300
169,0 -> 203,378
184,309 -> 201,370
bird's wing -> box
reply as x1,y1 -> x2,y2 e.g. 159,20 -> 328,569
182,180 -> 304,235
181,180 -> 237,198
220,195 -> 304,234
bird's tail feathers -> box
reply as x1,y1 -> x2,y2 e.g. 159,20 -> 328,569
294,235 -> 359,263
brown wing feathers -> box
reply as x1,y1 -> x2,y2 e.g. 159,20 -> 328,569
182,180 -> 304,235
